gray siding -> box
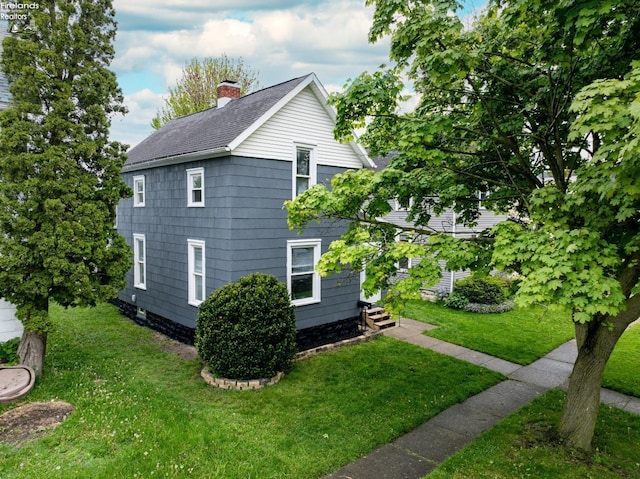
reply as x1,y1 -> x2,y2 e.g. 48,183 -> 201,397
386,204 -> 509,294
117,156 -> 359,330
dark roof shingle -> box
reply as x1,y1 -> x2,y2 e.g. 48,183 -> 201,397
126,74 -> 312,167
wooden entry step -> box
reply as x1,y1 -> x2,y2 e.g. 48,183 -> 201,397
363,306 -> 396,330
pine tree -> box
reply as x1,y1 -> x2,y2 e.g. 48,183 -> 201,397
0,0 -> 131,376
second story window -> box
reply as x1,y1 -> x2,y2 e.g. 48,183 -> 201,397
293,144 -> 316,198
133,175 -> 145,207
187,167 -> 204,207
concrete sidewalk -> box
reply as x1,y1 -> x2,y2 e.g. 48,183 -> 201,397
323,318 -> 640,479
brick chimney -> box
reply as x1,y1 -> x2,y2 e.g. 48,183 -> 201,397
217,80 -> 241,108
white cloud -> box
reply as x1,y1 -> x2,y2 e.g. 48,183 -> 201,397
111,89 -> 166,148
110,0 -> 391,146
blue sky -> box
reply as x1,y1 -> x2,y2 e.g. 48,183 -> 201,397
110,0 -> 487,149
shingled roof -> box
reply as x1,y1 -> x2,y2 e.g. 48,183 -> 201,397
125,74 -> 313,169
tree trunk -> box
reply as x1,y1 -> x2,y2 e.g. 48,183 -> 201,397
17,329 -> 47,377
559,314 -> 630,452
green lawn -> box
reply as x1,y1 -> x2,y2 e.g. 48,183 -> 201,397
0,303 -> 503,479
403,300 -> 575,364
403,300 -> 640,398
603,320 -> 640,397
426,389 -> 640,479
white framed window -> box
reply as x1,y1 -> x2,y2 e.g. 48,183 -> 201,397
133,234 -> 146,290
393,196 -> 414,211
188,239 -> 206,306
293,144 -> 317,198
396,232 -> 413,273
397,257 -> 412,273
478,190 -> 489,209
133,175 -> 145,207
287,239 -> 321,306
187,167 -> 205,207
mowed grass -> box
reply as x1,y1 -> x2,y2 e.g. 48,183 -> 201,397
403,300 -> 574,365
0,303 -> 503,479
426,389 -> 640,479
404,300 -> 640,398
603,320 -> 640,397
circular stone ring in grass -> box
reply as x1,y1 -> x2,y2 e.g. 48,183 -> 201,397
201,367 -> 284,391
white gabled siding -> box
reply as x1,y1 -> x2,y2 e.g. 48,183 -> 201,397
234,87 -> 364,169
0,299 -> 21,342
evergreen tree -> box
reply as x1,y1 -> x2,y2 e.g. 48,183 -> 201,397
0,0 -> 131,376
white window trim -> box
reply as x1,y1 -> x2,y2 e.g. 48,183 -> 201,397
188,239 -> 206,306
133,233 -> 146,290
292,143 -> 317,199
287,239 -> 321,306
133,175 -> 145,207
478,191 -> 488,210
396,232 -> 414,273
187,167 -> 205,207
397,257 -> 413,273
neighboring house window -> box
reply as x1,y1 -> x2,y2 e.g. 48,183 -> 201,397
133,175 -> 145,207
287,239 -> 321,306
188,239 -> 206,306
396,232 -> 413,273
398,257 -> 411,273
133,234 -> 146,290
293,144 -> 317,197
392,197 -> 414,211
187,168 -> 205,207
478,190 -> 489,209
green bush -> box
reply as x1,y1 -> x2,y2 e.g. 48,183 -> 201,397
195,273 -> 297,380
454,276 -> 507,305
444,291 -> 469,310
0,337 -> 20,364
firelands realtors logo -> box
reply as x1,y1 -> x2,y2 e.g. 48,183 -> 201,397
1,3 -> 39,21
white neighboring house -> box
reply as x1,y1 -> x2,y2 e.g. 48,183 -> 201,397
0,17 -> 22,342
374,155 -> 510,295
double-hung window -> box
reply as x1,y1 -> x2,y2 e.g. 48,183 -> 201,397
188,239 -> 206,306
187,168 -> 204,207
133,175 -> 145,207
293,144 -> 316,198
133,234 -> 146,289
287,239 -> 321,306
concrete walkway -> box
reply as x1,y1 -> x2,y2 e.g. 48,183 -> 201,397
324,318 -> 640,479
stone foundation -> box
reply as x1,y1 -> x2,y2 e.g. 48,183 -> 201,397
113,299 -> 362,353
296,316 -> 362,351
113,299 -> 195,345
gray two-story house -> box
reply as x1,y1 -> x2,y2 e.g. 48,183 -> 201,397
115,74 -> 374,347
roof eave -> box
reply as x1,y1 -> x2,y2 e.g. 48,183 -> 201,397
122,147 -> 231,173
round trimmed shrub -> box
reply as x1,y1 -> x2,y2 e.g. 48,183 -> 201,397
454,276 -> 507,305
195,273 -> 297,380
